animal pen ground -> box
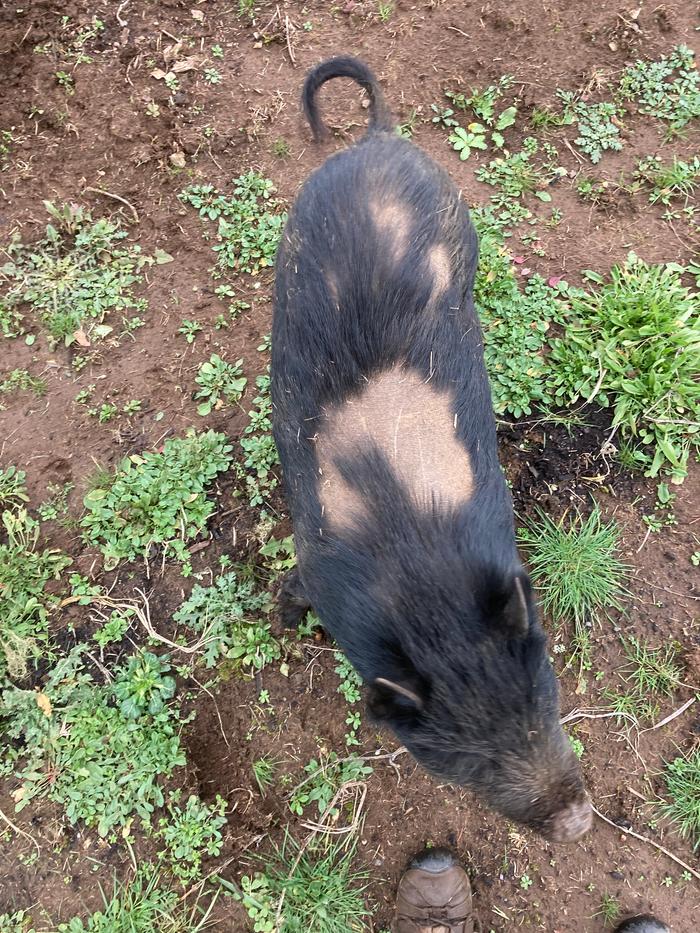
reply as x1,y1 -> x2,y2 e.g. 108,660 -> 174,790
1,2 -> 699,931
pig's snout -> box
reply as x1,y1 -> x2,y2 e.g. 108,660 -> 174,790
546,796 -> 593,843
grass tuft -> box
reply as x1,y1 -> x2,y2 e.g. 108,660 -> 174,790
518,504 -> 629,626
56,862 -> 216,932
620,636 -> 683,698
659,748 -> 700,850
235,830 -> 370,933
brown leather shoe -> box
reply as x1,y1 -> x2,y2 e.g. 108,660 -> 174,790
392,847 -> 474,933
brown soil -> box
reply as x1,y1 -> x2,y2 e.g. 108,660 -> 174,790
1,2 -> 699,931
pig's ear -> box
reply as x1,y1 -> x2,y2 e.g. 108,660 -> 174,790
367,677 -> 424,722
499,575 -> 530,637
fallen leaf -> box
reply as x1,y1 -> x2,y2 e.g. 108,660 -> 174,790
191,9 -> 204,22
73,328 -> 90,347
150,68 -> 168,81
36,693 -> 53,717
162,42 -> 183,65
548,275 -> 564,287
169,151 -> 186,168
513,255 -> 526,264
12,787 -> 26,803
172,56 -> 200,73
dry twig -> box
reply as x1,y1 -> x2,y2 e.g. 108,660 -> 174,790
592,804 -> 700,882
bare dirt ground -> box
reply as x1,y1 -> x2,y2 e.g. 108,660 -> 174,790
1,2 -> 699,931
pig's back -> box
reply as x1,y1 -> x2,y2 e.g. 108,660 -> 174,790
271,131 -> 501,542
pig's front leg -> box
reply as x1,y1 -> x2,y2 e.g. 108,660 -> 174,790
277,567 -> 313,630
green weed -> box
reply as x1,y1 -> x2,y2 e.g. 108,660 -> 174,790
619,45 -> 700,135
35,15 -> 104,68
178,319 -> 203,343
238,0 -> 256,18
518,505 -> 629,626
0,910 -> 33,932
237,374 -> 280,508
194,354 -> 247,415
476,137 -> 564,204
157,793 -> 227,883
446,75 -> 515,125
596,894 -> 621,926
113,651 -> 177,719
619,636 -> 683,698
173,570 -> 279,672
472,210 -> 565,417
93,608 -> 133,648
252,756 -> 279,795
0,508 -> 72,684
95,402 -> 118,423
602,684 -> 659,726
377,2 -> 394,23
397,107 -> 419,140
603,636 -> 683,726
575,174 -> 612,205
557,92 -> 623,163
659,748 -> 700,849
635,154 -> 700,206
0,369 -> 47,401
334,652 -> 362,705
546,253 -> 700,482
259,535 -> 296,576
271,137 -> 290,157
445,78 -> 519,154
180,172 -> 286,277
235,830 -> 370,933
80,430 -> 232,571
37,481 -> 73,522
430,105 -> 459,129
1,649 -> 186,838
0,465 -> 29,512
448,124 -> 488,160
0,202 -> 152,345
334,652 -> 364,746
530,106 -> 572,131
289,753 -> 372,818
0,128 -> 16,169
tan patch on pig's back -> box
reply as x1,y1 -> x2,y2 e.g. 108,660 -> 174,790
369,199 -> 412,262
316,366 -> 473,530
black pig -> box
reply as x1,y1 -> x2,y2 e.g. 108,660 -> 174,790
271,56 -> 592,843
